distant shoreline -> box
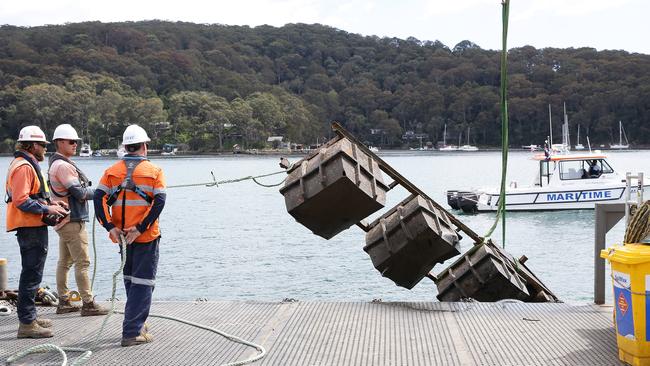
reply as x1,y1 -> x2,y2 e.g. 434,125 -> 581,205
1,147 -> 647,158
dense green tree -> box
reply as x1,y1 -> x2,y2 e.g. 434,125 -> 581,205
0,21 -> 648,150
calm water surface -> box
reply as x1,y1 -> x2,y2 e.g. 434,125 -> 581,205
1,150 -> 648,304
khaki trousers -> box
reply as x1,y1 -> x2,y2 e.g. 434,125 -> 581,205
55,221 -> 93,303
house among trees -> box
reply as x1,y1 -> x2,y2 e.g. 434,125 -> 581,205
267,136 -> 286,149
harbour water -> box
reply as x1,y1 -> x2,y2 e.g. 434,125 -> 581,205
1,150 -> 648,304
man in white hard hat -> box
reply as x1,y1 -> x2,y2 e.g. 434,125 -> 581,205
94,124 -> 166,347
48,124 -> 108,316
5,126 -> 69,338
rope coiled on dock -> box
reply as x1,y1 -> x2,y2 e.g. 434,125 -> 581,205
624,200 -> 650,243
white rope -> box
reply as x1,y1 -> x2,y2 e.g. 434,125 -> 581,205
7,235 -> 266,365
0,305 -> 12,316
137,311 -> 266,366
167,170 -> 286,189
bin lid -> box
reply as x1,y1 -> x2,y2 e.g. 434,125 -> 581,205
600,244 -> 650,265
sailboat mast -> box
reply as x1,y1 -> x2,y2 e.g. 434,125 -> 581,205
563,102 -> 569,147
443,124 -> 447,146
548,104 -> 553,145
619,120 -> 623,146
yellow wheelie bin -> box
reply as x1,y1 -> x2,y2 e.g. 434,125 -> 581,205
601,244 -> 650,366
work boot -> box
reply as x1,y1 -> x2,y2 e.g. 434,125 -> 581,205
121,332 -> 153,347
81,301 -> 108,316
17,321 -> 53,339
141,322 -> 150,334
35,317 -> 53,328
56,298 -> 81,314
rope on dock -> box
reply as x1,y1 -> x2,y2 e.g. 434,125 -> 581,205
6,344 -> 91,366
7,235 -> 266,366
624,200 -> 650,243
143,312 -> 266,366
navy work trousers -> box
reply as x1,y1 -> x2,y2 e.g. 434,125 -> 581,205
121,238 -> 159,339
16,226 -> 48,324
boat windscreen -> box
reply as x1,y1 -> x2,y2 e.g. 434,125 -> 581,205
600,159 -> 614,174
558,160 -> 586,180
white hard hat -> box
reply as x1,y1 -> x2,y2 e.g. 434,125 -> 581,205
122,124 -> 151,145
53,124 -> 81,140
17,125 -> 49,143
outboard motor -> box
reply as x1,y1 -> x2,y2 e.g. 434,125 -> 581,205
458,193 -> 478,214
446,190 -> 460,210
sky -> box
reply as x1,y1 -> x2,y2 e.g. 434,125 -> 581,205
1,0 -> 648,55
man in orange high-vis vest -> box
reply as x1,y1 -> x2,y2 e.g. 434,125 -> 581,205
93,124 -> 166,347
5,126 -> 69,339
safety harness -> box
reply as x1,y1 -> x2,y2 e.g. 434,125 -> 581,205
105,158 -> 154,230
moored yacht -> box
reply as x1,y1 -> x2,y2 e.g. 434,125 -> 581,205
574,124 -> 585,150
438,124 -> 457,151
458,127 -> 479,151
610,121 -> 630,149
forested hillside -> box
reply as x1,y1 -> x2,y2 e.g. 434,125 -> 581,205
0,21 -> 649,151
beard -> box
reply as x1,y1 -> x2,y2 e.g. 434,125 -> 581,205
33,149 -> 45,161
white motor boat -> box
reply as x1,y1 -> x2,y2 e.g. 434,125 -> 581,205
116,145 -> 127,158
447,151 -> 648,212
161,143 -> 178,156
79,143 -> 92,157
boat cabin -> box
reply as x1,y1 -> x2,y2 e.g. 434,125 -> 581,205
533,154 -> 615,187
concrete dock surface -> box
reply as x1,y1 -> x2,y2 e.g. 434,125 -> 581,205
0,301 -> 619,365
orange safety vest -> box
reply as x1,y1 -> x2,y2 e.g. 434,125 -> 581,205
98,159 -> 165,243
5,157 -> 47,231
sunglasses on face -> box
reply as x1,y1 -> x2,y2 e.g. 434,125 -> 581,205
66,140 -> 78,145
35,142 -> 48,148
